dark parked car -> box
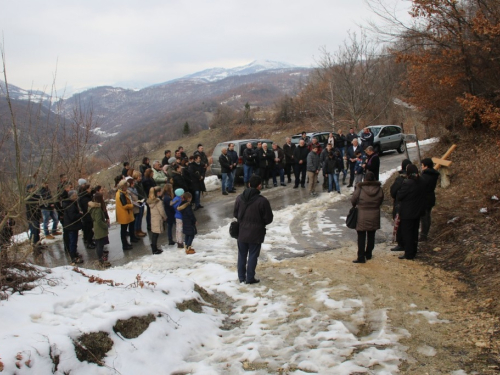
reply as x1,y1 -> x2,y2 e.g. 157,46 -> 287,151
358,125 -> 407,154
211,139 -> 273,179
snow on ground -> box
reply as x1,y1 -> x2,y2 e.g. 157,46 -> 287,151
0,190 -> 461,374
406,137 -> 439,148
2,138 -> 465,374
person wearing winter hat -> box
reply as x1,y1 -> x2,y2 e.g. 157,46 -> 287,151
389,159 -> 412,251
397,164 -> 426,260
172,188 -> 185,248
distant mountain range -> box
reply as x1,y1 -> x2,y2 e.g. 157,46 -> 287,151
164,60 -> 300,84
1,60 -> 312,160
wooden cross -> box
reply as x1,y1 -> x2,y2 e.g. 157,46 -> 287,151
431,144 -> 456,188
433,144 -> 457,170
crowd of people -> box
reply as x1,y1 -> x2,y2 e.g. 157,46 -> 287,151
18,131 -> 437,276
22,144 -> 210,267
224,128 -> 379,198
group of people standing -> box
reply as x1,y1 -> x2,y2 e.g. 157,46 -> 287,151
224,128 -> 379,198
25,176 -> 111,266
115,144 -> 209,256
350,157 -> 439,263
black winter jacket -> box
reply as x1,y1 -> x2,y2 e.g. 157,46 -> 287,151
390,171 -> 407,218
243,147 -> 257,166
63,199 -> 83,231
421,168 -> 440,209
397,178 -> 426,220
257,148 -> 275,169
189,162 -> 206,192
179,202 -> 197,236
293,145 -> 309,165
233,188 -> 273,244
219,153 -> 232,173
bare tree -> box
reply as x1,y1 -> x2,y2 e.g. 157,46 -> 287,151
307,31 -> 398,130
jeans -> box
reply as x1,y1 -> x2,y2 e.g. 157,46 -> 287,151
28,220 -> 40,245
272,166 -> 285,185
68,230 -> 79,259
194,191 -> 201,208
134,205 -> 144,231
185,234 -> 195,247
221,172 -> 234,193
327,174 -> 340,193
243,165 -> 253,184
41,209 -> 58,235
357,230 -> 376,260
230,170 -> 237,189
237,241 -> 261,282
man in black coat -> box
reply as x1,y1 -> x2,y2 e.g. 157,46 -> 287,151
189,155 -> 206,210
161,150 -> 171,167
419,158 -> 440,241
242,142 -> 257,186
345,128 -> 358,148
282,137 -> 296,183
345,138 -> 363,187
233,175 -> 274,284
293,139 -> 309,188
390,159 -> 412,251
363,146 -> 380,181
219,148 -> 233,195
257,143 -> 275,188
397,165 -> 426,260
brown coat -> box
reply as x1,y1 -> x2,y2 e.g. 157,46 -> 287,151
351,181 -> 384,231
147,197 -> 167,234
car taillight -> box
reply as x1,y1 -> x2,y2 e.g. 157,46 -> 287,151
238,156 -> 243,165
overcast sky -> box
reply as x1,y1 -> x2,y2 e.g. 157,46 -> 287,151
0,0 -> 410,94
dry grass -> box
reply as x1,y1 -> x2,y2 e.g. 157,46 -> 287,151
413,130 -> 500,313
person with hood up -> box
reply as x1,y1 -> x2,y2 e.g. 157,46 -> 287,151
389,159 -> 412,252
177,192 -> 197,255
397,164 -> 426,260
88,193 -> 111,267
172,188 -> 185,248
351,171 -> 384,263
147,186 -> 167,255
233,175 -> 274,284
419,158 -> 440,242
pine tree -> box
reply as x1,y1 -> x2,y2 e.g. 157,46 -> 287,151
183,121 -> 190,135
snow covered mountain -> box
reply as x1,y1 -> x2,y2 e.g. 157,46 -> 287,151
165,60 -> 300,84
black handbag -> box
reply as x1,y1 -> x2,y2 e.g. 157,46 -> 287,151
346,206 -> 358,229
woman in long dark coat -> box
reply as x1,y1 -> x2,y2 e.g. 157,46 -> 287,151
397,164 -> 426,260
350,171 -> 384,263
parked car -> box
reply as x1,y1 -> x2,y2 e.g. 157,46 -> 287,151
358,125 -> 407,154
291,131 -> 341,147
211,139 -> 273,179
